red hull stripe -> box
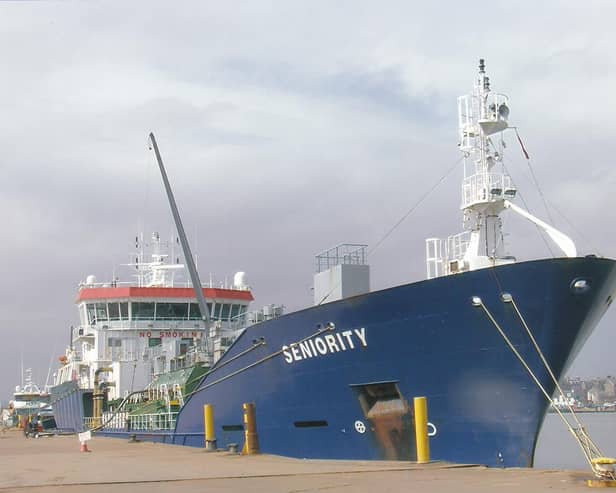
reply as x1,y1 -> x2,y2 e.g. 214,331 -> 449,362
76,287 -> 254,303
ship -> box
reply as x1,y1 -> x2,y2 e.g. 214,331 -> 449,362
50,60 -> 616,467
11,368 -> 50,418
50,231 -> 257,433
11,368 -> 56,430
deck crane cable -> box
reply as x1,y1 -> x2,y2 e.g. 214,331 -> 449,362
475,297 -> 615,479
368,156 -> 463,257
498,144 -> 555,258
483,130 -> 554,258
512,127 -> 592,256
317,156 -> 463,306
500,171 -> 555,258
513,127 -> 555,226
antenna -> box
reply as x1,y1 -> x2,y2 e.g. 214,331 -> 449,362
44,346 -> 57,391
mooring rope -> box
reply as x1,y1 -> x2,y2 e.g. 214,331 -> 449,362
474,296 -> 615,479
506,295 -> 614,479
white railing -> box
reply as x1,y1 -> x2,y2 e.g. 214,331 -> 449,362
426,232 -> 471,279
447,232 -> 470,261
426,238 -> 445,279
102,411 -> 128,429
79,279 -> 251,291
84,411 -> 178,431
83,417 -> 99,429
457,94 -> 477,151
126,412 -> 178,431
105,349 -> 139,361
462,173 -> 513,209
87,320 -> 206,330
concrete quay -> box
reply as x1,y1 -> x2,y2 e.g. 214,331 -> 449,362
0,429 -> 594,492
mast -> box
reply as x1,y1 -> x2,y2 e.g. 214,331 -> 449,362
426,59 -> 575,279
457,58 -> 513,268
148,133 -> 211,345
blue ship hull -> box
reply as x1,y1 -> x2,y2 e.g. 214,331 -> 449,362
85,257 -> 616,466
50,381 -> 93,433
174,257 -> 615,466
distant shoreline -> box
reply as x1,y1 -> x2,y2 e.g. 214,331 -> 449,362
547,408 -> 616,413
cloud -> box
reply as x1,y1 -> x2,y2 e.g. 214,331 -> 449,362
1,0 -> 615,401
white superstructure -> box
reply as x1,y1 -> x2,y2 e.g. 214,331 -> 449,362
53,233 -> 253,401
426,59 -> 576,279
11,368 -> 49,415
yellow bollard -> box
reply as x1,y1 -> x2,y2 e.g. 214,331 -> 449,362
92,391 -> 104,428
414,396 -> 430,464
242,402 -> 260,455
203,404 -> 217,451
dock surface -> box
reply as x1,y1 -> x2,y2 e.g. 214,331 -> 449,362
0,429 -> 592,492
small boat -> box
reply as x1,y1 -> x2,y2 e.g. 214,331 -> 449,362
11,369 -> 50,418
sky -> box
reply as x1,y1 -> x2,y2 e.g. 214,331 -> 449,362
0,1 -> 615,402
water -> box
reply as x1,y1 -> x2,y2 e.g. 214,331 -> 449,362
534,412 -> 616,470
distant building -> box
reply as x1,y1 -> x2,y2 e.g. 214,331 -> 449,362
553,394 -> 575,409
560,376 -> 616,408
587,385 -> 603,405
604,376 -> 616,400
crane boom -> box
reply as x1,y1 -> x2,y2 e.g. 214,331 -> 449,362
148,133 -> 212,343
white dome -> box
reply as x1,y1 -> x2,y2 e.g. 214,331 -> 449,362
233,271 -> 247,289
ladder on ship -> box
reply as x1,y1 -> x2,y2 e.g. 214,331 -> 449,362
159,383 -> 184,412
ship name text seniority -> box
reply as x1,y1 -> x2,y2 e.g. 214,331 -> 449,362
282,328 -> 367,364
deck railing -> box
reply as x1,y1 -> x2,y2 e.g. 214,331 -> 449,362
86,412 -> 178,431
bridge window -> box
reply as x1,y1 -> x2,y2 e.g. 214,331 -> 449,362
107,302 -> 129,321
108,303 -> 120,320
132,302 -> 155,320
230,304 -> 240,320
155,302 -> 189,320
212,303 -> 223,320
120,302 -> 128,320
220,303 -> 231,321
189,303 -> 214,320
95,303 -> 108,322
86,304 -> 96,325
189,303 -> 206,320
